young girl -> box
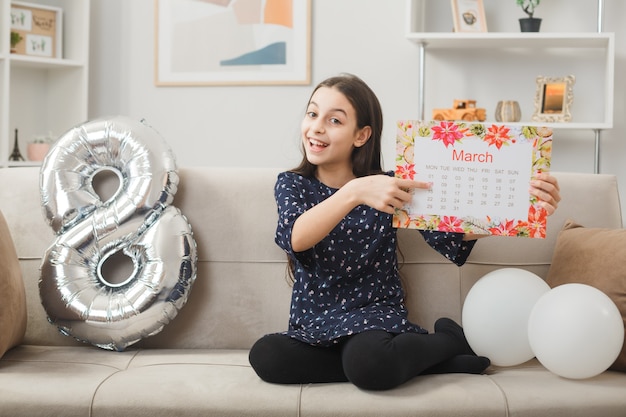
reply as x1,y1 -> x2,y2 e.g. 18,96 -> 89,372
249,73 -> 561,391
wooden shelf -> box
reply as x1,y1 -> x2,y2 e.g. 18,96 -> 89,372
0,0 -> 90,167
5,160 -> 42,168
405,32 -> 613,49
404,0 -> 614,173
9,54 -> 85,69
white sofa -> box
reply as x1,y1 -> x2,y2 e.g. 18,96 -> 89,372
1,166 -> 625,417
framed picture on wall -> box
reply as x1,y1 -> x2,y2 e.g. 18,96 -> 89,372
451,0 -> 487,33
155,0 -> 311,86
532,75 -> 576,123
10,1 -> 63,58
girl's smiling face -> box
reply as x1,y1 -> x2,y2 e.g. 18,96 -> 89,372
301,86 -> 371,175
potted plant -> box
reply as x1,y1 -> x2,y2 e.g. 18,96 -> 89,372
10,31 -> 23,53
27,134 -> 53,162
516,0 -> 541,32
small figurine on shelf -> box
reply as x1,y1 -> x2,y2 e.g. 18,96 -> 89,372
432,99 -> 487,122
9,129 -> 25,161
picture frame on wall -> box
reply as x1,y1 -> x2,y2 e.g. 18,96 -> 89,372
532,75 -> 576,123
10,1 -> 63,59
451,0 -> 488,33
155,0 -> 311,86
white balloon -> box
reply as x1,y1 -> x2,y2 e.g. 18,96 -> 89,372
462,268 -> 550,366
528,283 -> 624,379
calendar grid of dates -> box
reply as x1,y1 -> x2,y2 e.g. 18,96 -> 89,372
420,166 -> 528,222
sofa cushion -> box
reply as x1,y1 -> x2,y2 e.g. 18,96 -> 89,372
546,220 -> 626,371
0,211 -> 27,357
0,345 -> 138,417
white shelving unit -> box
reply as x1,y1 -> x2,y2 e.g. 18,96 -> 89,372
0,0 -> 90,168
405,0 -> 614,173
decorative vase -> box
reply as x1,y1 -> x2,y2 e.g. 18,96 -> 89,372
27,143 -> 51,161
519,17 -> 542,32
495,101 -> 522,123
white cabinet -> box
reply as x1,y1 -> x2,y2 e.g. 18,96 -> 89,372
0,0 -> 89,167
405,0 -> 614,173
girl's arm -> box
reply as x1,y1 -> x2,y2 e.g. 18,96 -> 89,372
291,175 -> 431,252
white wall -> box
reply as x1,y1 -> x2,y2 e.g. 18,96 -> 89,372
89,0 -> 626,212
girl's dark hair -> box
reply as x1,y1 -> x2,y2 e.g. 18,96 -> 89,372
291,73 -> 385,178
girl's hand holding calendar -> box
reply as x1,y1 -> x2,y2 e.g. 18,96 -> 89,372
530,172 -> 561,216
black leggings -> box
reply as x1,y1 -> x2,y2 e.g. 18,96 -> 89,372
249,329 -> 475,391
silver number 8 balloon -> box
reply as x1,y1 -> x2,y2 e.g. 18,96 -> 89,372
39,116 -> 197,351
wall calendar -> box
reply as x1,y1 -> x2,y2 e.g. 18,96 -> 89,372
394,121 -> 552,239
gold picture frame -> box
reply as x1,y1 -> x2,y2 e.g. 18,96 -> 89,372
532,75 -> 576,123
451,0 -> 487,33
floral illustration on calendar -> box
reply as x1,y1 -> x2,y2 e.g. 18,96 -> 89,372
393,121 -> 552,238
